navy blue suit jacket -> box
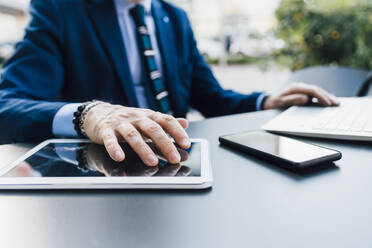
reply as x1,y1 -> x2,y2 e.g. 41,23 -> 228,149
0,0 -> 262,143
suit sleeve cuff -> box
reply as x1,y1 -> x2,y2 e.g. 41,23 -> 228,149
52,103 -> 82,137
255,93 -> 269,111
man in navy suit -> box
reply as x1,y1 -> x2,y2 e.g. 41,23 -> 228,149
0,0 -> 338,166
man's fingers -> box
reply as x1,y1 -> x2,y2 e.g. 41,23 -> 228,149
116,123 -> 159,167
149,113 -> 191,149
134,120 -> 181,164
290,85 -> 330,106
101,128 -> 125,162
284,83 -> 336,106
177,118 -> 189,129
279,94 -> 309,108
330,94 -> 340,106
315,88 -> 334,106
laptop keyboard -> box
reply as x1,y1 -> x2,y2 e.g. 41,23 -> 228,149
310,98 -> 372,132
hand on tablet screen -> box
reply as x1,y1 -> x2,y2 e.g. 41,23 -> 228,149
84,143 -> 192,177
83,103 -> 191,166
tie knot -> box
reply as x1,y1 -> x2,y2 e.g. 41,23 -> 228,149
130,4 -> 146,26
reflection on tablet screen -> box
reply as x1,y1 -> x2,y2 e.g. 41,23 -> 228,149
4,142 -> 201,178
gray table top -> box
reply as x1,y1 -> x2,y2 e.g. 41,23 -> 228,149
1,110 -> 372,248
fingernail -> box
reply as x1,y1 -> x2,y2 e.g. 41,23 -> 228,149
147,154 -> 158,165
181,138 -> 191,148
170,151 -> 181,163
115,150 -> 123,160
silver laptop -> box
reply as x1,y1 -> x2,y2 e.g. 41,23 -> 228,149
262,97 -> 372,141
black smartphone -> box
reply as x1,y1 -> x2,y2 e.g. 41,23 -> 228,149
219,131 -> 342,171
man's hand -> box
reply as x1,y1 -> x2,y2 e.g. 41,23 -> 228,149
83,103 -> 191,166
84,143 -> 191,177
263,83 -> 340,110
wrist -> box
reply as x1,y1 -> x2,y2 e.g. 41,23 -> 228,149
83,102 -> 114,141
73,101 -> 105,137
260,95 -> 270,110
263,96 -> 274,110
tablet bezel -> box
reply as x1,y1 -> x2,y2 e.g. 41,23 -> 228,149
0,139 -> 212,189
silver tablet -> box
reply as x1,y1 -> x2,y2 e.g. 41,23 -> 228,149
0,139 -> 212,190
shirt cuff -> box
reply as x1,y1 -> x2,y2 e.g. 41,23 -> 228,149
52,103 -> 82,137
255,93 -> 269,111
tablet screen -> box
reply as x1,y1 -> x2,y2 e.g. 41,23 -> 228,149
3,142 -> 201,178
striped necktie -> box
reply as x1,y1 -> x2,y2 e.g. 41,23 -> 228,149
130,4 -> 173,114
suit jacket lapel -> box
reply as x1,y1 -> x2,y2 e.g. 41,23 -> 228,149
86,0 -> 139,107
152,0 -> 180,114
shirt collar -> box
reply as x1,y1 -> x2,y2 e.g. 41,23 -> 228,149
116,0 -> 152,14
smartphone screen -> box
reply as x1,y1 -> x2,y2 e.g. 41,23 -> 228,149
220,131 -> 341,168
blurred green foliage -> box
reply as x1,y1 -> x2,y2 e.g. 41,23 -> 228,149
275,0 -> 372,71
